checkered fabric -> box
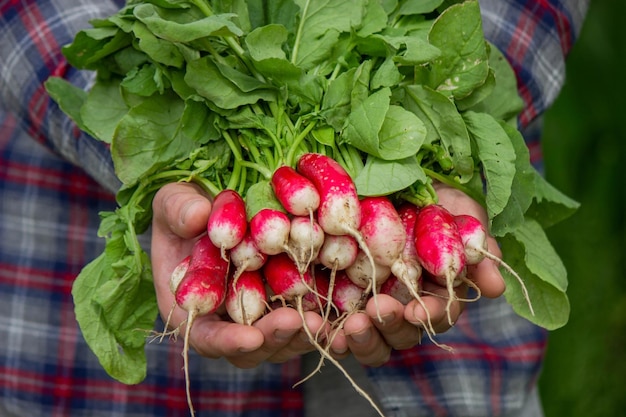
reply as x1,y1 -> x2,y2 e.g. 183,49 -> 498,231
0,1 -> 588,416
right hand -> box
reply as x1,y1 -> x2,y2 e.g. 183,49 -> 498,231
150,182 -> 326,368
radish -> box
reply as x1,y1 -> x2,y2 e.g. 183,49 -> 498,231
380,275 -> 413,305
249,208 -> 291,256
453,214 -> 488,265
171,235 -> 229,417
159,255 -> 192,342
332,270 -> 365,314
414,204 -> 466,326
357,196 -> 411,319
317,234 -> 359,271
229,232 -> 267,278
169,255 -> 191,296
225,269 -> 267,325
392,202 -> 438,333
263,252 -> 314,302
288,216 -> 325,273
271,165 -> 320,216
393,203 -> 423,287
301,267 -> 330,313
296,153 -> 361,236
358,196 -> 407,287
345,249 -> 391,290
296,153 -> 377,303
454,214 -> 534,315
207,189 -> 247,260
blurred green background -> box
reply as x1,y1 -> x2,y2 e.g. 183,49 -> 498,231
538,0 -> 626,415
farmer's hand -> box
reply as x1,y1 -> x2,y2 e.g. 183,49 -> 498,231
328,183 -> 505,366
151,182 -> 324,368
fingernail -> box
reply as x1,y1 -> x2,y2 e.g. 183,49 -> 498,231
274,328 -> 299,342
237,345 -> 257,353
380,312 -> 395,325
348,328 -> 371,344
332,346 -> 348,355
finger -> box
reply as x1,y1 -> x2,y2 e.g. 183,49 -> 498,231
152,182 -> 212,240
364,295 -> 422,350
186,315 -> 266,368
342,312 -> 391,367
407,280 -> 467,333
265,310 -> 325,363
151,183 -> 213,322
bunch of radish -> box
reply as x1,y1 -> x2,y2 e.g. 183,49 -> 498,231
168,152 -> 531,416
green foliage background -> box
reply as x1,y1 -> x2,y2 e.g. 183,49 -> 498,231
539,0 -> 626,414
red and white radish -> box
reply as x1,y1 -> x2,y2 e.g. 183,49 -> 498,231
271,165 -> 320,216
332,270 -> 366,314
230,232 -> 267,279
288,216 -> 325,273
393,203 -> 423,286
345,249 -> 391,290
453,214 -> 489,265
169,255 -> 191,296
296,153 -> 362,236
263,252 -> 314,302
357,196 -> 411,319
414,204 -> 466,326
358,196 -> 407,285
301,267 -> 330,313
317,234 -> 359,271
380,275 -> 413,305
296,153 -> 377,303
171,235 -> 229,417
249,208 -> 291,256
225,269 -> 267,325
207,189 -> 247,260
454,214 -> 534,315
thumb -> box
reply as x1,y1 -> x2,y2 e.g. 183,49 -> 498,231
152,182 -> 212,240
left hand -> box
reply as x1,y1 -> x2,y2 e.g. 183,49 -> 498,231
327,182 -> 506,366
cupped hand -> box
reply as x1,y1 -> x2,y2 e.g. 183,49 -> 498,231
150,181 -> 506,369
327,183 -> 506,365
151,182 -> 324,368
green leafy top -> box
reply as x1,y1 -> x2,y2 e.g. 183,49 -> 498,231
45,0 -> 578,384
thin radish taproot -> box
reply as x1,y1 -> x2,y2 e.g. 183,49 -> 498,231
172,235 -> 229,417
271,165 -> 320,216
225,269 -> 267,325
454,214 -> 534,315
207,189 -> 247,260
414,204 -> 466,326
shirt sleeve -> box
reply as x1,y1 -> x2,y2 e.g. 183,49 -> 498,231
0,0 -> 125,193
479,0 -> 590,127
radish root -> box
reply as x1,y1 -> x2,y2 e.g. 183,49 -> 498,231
294,298 -> 386,417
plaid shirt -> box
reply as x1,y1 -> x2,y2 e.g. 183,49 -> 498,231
0,1 -> 588,416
